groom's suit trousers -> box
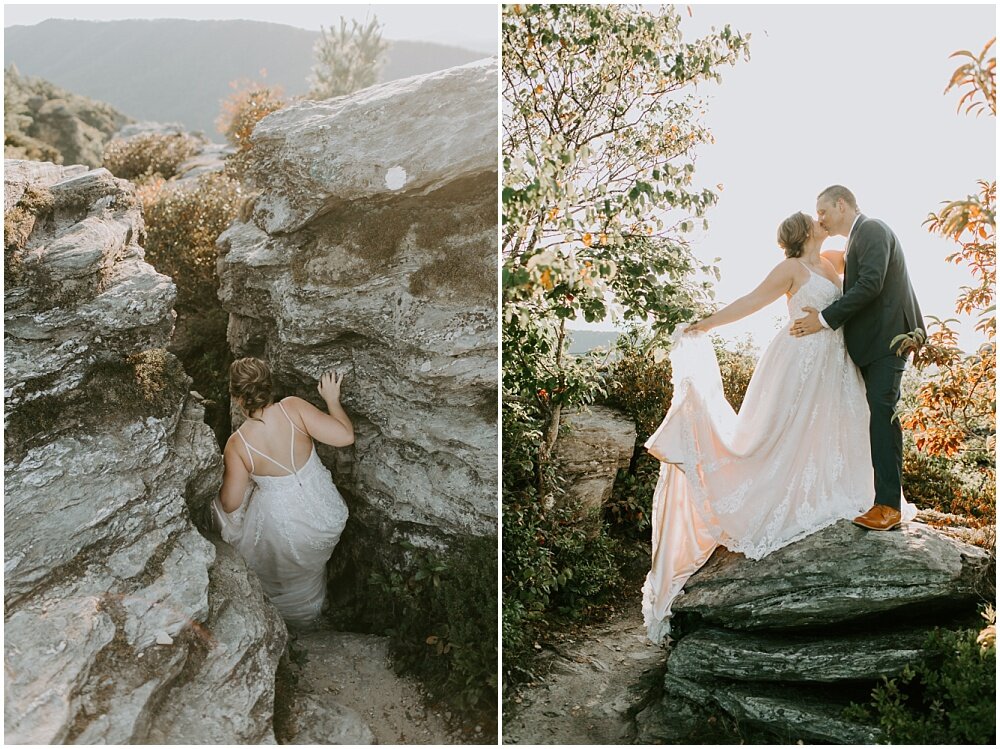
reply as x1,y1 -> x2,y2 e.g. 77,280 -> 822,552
859,355 -> 906,510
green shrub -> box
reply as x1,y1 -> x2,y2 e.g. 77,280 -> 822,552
903,442 -> 996,528
103,131 -> 203,182
845,609 -> 997,744
502,475 -> 635,695
369,536 -> 497,712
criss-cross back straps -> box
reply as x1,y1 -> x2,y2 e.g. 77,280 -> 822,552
278,401 -> 310,470
236,402 -> 309,477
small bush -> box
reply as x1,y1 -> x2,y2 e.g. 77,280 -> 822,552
138,171 -> 243,306
216,81 -> 287,181
845,608 -> 997,744
369,536 -> 497,713
102,131 -> 203,182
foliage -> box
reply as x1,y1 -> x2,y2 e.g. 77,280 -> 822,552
308,16 -> 388,100
216,77 -> 288,151
946,37 -> 996,117
137,170 -> 243,444
102,131 -> 203,182
891,37 -> 995,537
215,76 -> 289,180
845,607 -> 997,744
502,478 -> 631,691
137,171 -> 243,305
902,437 -> 996,527
712,334 -> 757,413
368,536 -> 497,713
502,3 -> 747,482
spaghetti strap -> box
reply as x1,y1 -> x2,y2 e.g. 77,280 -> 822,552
236,429 -> 256,474
278,401 -> 308,435
237,428 -> 296,476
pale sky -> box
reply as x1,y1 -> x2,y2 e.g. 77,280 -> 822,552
575,3 -> 997,354
2,2 -> 499,55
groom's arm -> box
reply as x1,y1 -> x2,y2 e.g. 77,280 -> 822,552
820,222 -> 891,331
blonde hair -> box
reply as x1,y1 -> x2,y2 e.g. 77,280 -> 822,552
777,212 -> 812,258
229,357 -> 273,415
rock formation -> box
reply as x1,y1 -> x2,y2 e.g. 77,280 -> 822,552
3,159 -> 286,743
216,58 -> 498,614
4,66 -> 133,168
555,406 -> 637,511
635,520 -> 992,744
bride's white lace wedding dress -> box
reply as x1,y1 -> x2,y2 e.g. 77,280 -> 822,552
642,262 -> 916,643
212,402 -> 349,626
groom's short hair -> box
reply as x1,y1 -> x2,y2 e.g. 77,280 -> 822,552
817,185 -> 858,210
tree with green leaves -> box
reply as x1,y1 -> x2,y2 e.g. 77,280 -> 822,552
308,16 -> 389,100
502,3 -> 749,484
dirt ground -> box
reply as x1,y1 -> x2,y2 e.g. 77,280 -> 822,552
503,610 -> 668,745
279,624 -> 466,745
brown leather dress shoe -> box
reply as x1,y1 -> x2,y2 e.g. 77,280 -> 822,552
853,504 -> 903,531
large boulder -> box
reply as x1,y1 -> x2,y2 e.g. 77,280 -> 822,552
671,520 -> 990,629
3,159 -> 286,743
636,519 -> 992,744
216,59 -> 498,615
555,406 -> 636,511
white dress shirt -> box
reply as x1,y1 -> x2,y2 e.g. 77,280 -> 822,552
818,214 -> 863,329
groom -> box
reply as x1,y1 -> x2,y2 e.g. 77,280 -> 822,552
791,185 -> 924,531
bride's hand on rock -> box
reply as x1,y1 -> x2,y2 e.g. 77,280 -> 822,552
318,370 -> 344,403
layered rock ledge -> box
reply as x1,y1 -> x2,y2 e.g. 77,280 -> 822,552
4,159 -> 285,743
636,519 -> 991,744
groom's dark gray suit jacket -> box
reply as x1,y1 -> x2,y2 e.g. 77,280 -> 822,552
821,214 -> 925,368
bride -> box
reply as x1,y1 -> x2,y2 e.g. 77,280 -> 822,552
213,357 -> 354,627
642,211 -> 916,643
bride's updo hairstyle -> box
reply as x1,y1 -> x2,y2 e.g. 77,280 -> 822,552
230,357 -> 274,415
777,211 -> 812,258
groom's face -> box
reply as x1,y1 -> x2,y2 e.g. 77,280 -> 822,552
816,196 -> 848,236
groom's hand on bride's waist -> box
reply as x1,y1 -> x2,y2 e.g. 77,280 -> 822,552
790,307 -> 823,337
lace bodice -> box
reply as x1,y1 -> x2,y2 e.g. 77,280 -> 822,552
786,264 -> 842,318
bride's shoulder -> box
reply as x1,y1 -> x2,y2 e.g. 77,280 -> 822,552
280,395 -> 308,411
771,257 -> 803,275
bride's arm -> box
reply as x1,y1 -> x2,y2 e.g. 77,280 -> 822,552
689,260 -> 796,333
219,438 -> 252,513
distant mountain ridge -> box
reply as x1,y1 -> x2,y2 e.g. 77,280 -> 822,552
4,18 -> 490,135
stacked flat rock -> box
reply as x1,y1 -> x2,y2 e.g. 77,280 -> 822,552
217,58 -> 498,603
635,520 -> 991,744
4,160 -> 286,743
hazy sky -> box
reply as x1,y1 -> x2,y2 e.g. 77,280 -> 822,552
2,3 -> 499,55
575,3 -> 996,354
